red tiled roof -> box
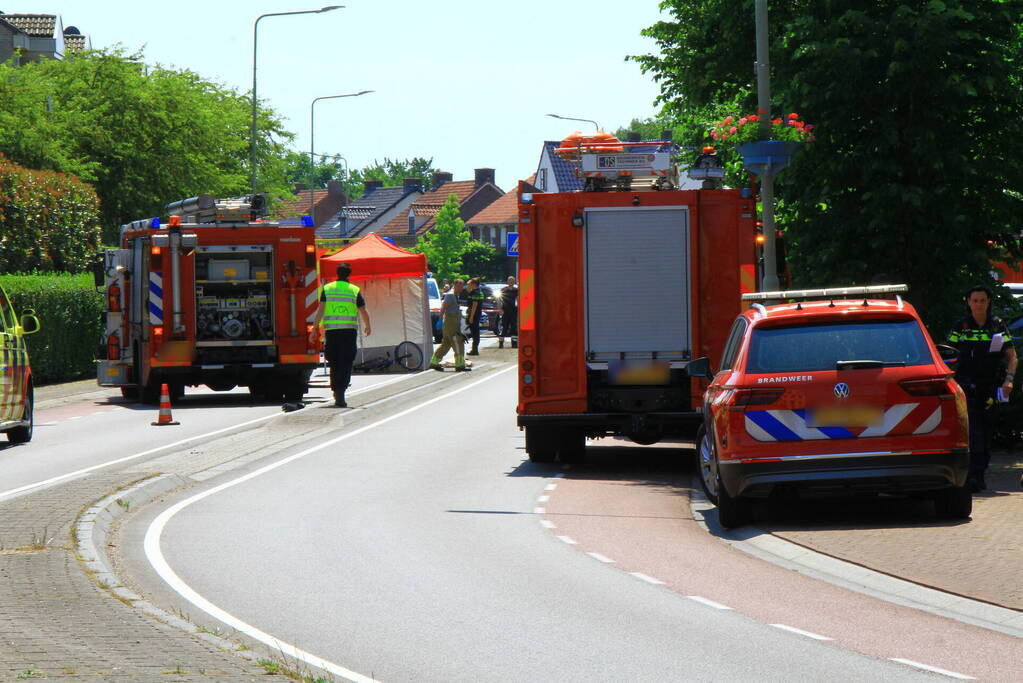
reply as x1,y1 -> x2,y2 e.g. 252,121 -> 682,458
376,181 -> 481,237
270,189 -> 331,219
63,33 -> 87,51
3,14 -> 57,37
466,174 -> 532,225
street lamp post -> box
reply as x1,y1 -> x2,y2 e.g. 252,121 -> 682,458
546,113 -> 601,131
310,91 -> 372,220
754,0 -> 780,292
250,5 -> 343,194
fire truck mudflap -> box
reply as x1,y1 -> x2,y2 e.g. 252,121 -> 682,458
98,195 -> 321,403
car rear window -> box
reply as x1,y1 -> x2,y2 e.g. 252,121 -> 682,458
427,280 -> 439,298
745,319 -> 932,373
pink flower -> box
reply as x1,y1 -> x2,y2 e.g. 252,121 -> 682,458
788,113 -> 798,119
739,117 -> 747,125
729,126 -> 738,134
724,116 -> 733,124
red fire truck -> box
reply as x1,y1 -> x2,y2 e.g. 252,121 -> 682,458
516,138 -> 759,462
97,195 -> 320,402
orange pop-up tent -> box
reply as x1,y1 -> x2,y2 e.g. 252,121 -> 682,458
318,234 -> 431,370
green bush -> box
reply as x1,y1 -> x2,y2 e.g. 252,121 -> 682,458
0,156 -> 102,273
0,273 -> 103,384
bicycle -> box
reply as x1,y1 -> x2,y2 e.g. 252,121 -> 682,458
352,342 -> 424,373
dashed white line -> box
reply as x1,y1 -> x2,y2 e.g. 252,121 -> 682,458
630,572 -> 664,585
537,495 -> 549,503
686,595 -> 732,610
890,659 -> 976,680
544,483 -> 557,491
68,415 -> 84,420
586,552 -> 615,564
533,507 -> 545,514
769,624 -> 832,641
540,520 -> 556,529
557,535 -> 577,545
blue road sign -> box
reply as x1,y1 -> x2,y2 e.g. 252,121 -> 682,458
507,232 -> 519,257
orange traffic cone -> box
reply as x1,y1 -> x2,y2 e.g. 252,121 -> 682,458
151,383 -> 180,426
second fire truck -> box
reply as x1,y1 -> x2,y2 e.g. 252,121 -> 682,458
98,194 -> 321,402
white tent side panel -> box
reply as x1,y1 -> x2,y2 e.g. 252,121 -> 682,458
356,275 -> 432,367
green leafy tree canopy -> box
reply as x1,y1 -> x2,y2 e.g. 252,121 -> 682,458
410,194 -> 471,282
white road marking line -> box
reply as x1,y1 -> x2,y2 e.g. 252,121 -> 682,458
533,507 -> 545,514
540,520 -> 556,529
68,415 -> 83,420
537,495 -> 549,502
544,483 -> 557,491
630,572 -> 665,585
556,536 -> 577,545
0,371 -> 431,504
686,595 -> 732,610
769,624 -> 832,641
890,659 -> 976,680
586,552 -> 615,563
144,366 -> 516,683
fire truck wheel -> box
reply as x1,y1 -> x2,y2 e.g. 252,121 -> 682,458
283,384 -> 307,402
557,431 -> 587,465
168,383 -> 184,402
141,383 -> 161,405
7,386 -> 32,444
524,426 -> 557,463
120,387 -> 139,401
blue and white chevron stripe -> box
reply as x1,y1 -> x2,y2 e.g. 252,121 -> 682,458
148,272 -> 163,326
744,404 -> 940,442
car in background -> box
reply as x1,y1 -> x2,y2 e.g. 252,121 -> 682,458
692,285 -> 971,528
0,284 -> 40,443
427,277 -> 442,343
483,282 -> 507,333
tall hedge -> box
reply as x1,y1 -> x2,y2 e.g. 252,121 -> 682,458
0,156 -> 102,273
0,273 -> 103,384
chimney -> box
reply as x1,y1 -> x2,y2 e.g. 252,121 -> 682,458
327,180 -> 344,199
432,171 -> 453,190
292,182 -> 306,194
661,129 -> 673,141
403,177 -> 423,194
627,131 -> 641,142
363,179 -> 383,194
474,168 -> 495,188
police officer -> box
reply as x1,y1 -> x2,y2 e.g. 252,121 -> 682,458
312,262 -> 371,407
947,285 -> 1017,491
465,277 -> 484,355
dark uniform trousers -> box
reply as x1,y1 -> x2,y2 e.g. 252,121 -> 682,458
325,328 -> 358,400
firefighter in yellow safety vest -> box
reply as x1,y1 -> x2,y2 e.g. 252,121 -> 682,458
311,262 -> 371,407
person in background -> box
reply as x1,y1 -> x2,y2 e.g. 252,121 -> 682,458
429,278 -> 469,372
441,279 -> 451,293
498,275 -> 518,349
946,284 -> 1017,491
465,277 -> 484,356
310,262 -> 371,407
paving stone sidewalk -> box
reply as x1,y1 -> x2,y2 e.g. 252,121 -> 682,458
760,451 -> 1023,612
0,473 -> 269,681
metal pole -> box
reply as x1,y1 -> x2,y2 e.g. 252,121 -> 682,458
309,91 -> 373,222
546,113 -> 601,131
250,6 -> 344,194
754,0 -> 780,292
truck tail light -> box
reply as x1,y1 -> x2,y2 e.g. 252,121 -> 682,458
730,388 -> 784,408
522,360 -> 534,371
106,333 -> 120,361
152,325 -> 164,342
899,378 -> 954,397
305,243 -> 316,267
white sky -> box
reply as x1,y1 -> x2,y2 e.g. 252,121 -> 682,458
19,0 -> 668,190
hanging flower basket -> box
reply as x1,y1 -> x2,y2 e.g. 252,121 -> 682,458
737,140 -> 801,175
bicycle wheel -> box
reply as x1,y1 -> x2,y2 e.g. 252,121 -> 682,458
395,341 -> 424,371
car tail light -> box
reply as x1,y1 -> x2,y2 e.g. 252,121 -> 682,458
899,378 -> 954,397
730,388 -> 785,408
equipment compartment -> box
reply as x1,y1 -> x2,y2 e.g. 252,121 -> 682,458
194,247 -> 274,342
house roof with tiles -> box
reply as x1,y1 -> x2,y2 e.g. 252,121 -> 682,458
317,184 -> 422,239
376,180 -> 493,238
2,13 -> 57,37
466,174 -> 533,226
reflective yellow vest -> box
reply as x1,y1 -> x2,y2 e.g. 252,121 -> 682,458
322,280 -> 360,330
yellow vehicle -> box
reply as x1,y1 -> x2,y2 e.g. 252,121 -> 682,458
0,285 -> 40,443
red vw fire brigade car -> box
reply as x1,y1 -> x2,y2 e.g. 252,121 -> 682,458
691,285 -> 971,528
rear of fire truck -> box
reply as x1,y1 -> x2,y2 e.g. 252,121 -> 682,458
98,194 -> 320,403
516,137 -> 758,463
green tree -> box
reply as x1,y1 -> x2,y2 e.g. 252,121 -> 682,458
410,193 -> 471,282
346,157 -> 437,199
281,150 -> 349,193
632,1 -> 1023,329
462,240 -> 507,281
0,49 -> 293,242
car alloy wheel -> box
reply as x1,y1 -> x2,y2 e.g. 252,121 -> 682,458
697,427 -> 719,504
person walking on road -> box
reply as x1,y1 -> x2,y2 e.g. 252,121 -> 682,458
946,284 -> 1017,491
429,278 -> 469,372
465,277 -> 484,356
311,262 -> 371,407
498,275 -> 518,349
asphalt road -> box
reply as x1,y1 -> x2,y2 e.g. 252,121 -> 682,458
127,368 -> 943,682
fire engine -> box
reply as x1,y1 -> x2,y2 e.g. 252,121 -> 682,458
516,135 -> 759,462
97,194 -> 320,402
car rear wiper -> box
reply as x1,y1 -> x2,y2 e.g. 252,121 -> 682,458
835,359 -> 906,370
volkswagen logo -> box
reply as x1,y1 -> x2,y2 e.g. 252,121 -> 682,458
834,382 -> 851,399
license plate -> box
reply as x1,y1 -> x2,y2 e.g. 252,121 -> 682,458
808,405 -> 882,428
608,360 -> 670,386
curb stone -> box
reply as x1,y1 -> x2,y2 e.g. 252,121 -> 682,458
689,478 -> 1023,638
